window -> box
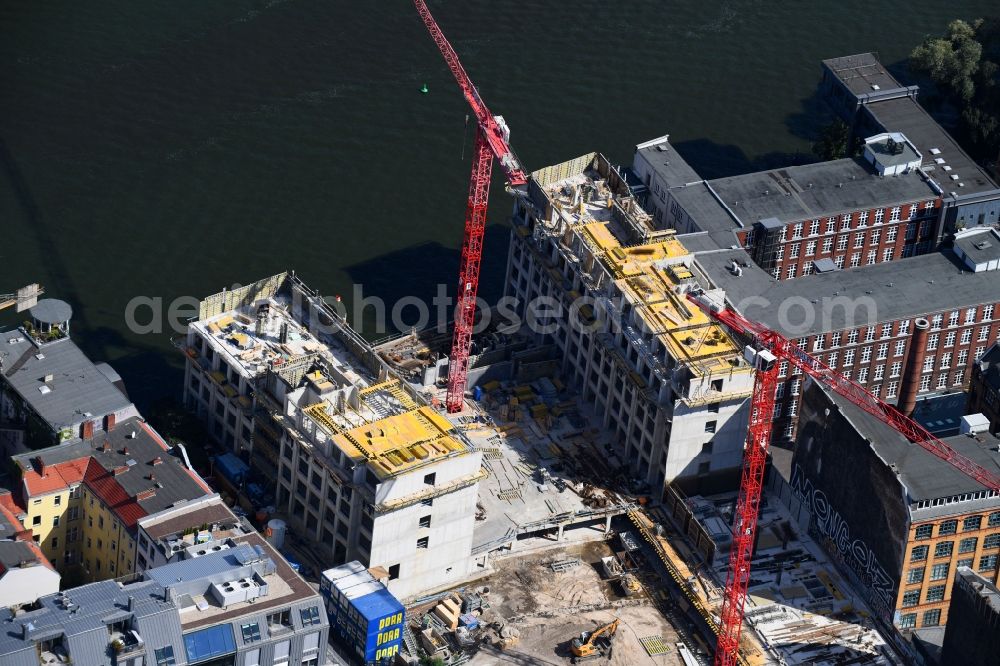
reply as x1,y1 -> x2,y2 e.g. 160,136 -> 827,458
300,606 -> 322,627
927,334 -> 939,351
871,228 -> 882,244
935,541 -> 954,558
822,237 -> 833,253
705,420 -> 717,433
966,307 -> 977,324
906,567 -> 924,584
964,515 -> 983,531
944,332 -> 956,348
841,213 -> 853,230
837,236 -> 849,251
979,326 -> 990,342
805,240 -> 816,256
861,347 -> 872,363
843,349 -> 855,366
858,368 -> 869,383
887,225 -> 898,242
874,208 -> 884,224
882,247 -> 893,262
54,495 -> 61,506
850,253 -> 861,268
32,516 -> 41,526
786,265 -> 796,280
915,525 -> 933,540
899,319 -> 911,336
962,329 -> 973,345
419,515 -> 432,529
835,255 -> 845,269
959,538 -> 978,553
991,512 -> 1000,528
155,647 -> 177,666
809,219 -> 820,235
867,250 -> 877,265
949,311 -> 960,327
51,537 -> 58,549
939,520 -> 958,536
886,381 -> 898,398
981,554 -> 999,572
792,222 -> 803,238
958,350 -> 969,365
920,375 -> 931,391
273,640 -> 291,666
872,384 -> 882,397
958,558 -> 974,569
889,206 -> 901,222
267,609 -> 292,631
417,536 -> 429,549
901,590 -> 920,607
926,585 -> 946,602
244,648 -> 261,666
303,631 -> 321,653
923,609 -> 942,627
891,361 -> 903,377
984,305 -> 994,321
984,534 -> 1000,549
930,563 -> 950,581
877,343 -> 888,360
241,624 -> 262,643
388,563 -> 400,580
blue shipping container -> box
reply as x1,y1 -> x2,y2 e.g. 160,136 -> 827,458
354,587 -> 405,663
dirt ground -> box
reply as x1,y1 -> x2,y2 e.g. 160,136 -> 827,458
465,541 -> 684,666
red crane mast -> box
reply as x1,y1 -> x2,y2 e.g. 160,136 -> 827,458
687,291 -> 1000,666
413,1 -> 528,413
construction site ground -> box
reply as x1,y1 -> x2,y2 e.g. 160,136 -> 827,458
462,540 -> 685,665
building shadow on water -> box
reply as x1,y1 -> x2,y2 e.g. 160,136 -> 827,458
342,223 -> 511,337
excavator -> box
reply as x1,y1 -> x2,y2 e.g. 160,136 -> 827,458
570,618 -> 619,663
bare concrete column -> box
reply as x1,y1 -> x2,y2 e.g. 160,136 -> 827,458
898,318 -> 930,416
605,515 -> 612,534
557,524 -> 565,541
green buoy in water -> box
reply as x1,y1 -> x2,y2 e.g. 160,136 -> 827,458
420,83 -> 429,94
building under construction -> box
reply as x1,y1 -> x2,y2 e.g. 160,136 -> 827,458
183,273 -> 484,599
500,152 -> 754,495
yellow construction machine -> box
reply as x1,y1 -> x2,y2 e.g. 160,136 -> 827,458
570,618 -> 619,663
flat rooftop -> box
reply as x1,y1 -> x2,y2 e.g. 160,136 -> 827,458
955,566 -> 1000,614
13,416 -> 211,527
866,96 -> 999,196
635,135 -> 703,189
955,227 -> 1000,266
705,157 -> 938,226
669,181 -> 742,232
147,532 -> 316,631
819,385 -> 1000,503
0,330 -> 133,431
694,246 -> 1000,337
822,53 -> 909,97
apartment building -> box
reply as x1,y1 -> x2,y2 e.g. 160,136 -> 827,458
821,53 -> 1000,232
635,137 -> 942,280
0,490 -> 59,607
0,530 -> 327,666
790,382 -> 1000,632
183,274 -> 484,599
0,299 -> 138,455
504,152 -> 753,494
692,240 -> 1000,440
11,415 -> 212,584
968,343 -> 1000,434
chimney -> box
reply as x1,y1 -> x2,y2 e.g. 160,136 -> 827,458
81,420 -> 94,440
898,318 -> 931,416
151,457 -> 163,466
104,413 -> 116,432
122,446 -> 129,456
101,441 -> 111,453
35,457 -> 46,477
127,596 -> 135,611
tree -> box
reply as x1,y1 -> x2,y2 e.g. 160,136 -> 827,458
812,119 -> 850,160
910,17 -> 1000,161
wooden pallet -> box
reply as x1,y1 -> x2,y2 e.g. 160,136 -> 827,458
639,635 -> 672,656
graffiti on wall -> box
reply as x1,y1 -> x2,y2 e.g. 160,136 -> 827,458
790,464 -> 895,620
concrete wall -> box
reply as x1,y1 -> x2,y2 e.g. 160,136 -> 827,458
940,569 -> 1000,666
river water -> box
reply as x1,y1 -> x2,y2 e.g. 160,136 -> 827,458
1,0 -> 995,408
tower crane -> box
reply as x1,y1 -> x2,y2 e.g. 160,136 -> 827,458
413,0 -> 529,413
686,290 -> 1000,666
